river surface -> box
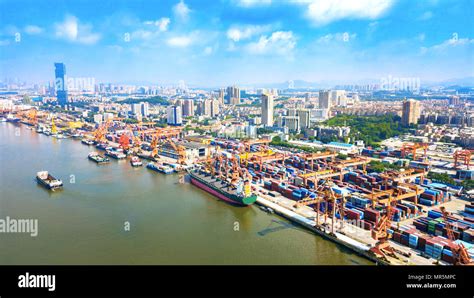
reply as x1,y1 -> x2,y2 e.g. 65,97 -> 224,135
0,123 -> 373,265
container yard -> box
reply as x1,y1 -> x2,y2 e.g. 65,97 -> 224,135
4,112 -> 474,266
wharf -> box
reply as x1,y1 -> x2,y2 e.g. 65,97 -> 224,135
254,186 -> 438,265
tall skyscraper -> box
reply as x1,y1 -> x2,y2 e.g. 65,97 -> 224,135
261,93 -> 274,127
318,90 -> 331,109
401,99 -> 421,127
167,105 -> 182,126
54,62 -> 68,107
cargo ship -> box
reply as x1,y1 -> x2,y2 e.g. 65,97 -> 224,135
36,171 -> 63,190
146,162 -> 174,174
88,152 -> 110,164
187,169 -> 257,206
130,156 -> 143,167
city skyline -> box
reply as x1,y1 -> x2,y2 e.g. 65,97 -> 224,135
0,0 -> 473,87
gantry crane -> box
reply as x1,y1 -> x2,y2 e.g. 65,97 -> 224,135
400,142 -> 428,161
370,194 -> 398,260
454,149 -> 472,170
93,120 -> 111,143
440,207 -> 473,265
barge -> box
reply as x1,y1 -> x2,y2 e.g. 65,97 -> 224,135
105,149 -> 126,159
88,152 -> 110,164
146,162 -> 174,174
36,171 -> 63,190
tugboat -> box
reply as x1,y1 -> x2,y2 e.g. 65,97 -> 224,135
88,152 -> 110,164
130,156 -> 143,167
146,162 -> 174,174
36,171 -> 63,190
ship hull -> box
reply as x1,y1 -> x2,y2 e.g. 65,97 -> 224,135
189,173 -> 257,206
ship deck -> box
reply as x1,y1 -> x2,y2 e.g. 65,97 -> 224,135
192,171 -> 240,196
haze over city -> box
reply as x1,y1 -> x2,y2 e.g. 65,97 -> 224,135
1,0 -> 473,87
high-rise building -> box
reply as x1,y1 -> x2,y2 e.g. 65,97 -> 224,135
211,99 -> 220,117
261,93 -> 274,127
226,86 -> 240,105
449,96 -> 460,106
318,91 -> 331,109
183,99 -> 194,117
167,105 -> 182,125
54,62 -> 68,107
401,99 -> 421,127
131,103 -> 141,115
218,89 -> 225,105
297,109 -> 311,130
140,102 -> 149,117
278,116 -> 299,132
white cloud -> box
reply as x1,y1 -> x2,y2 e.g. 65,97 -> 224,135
246,31 -> 296,55
24,25 -> 43,35
167,35 -> 193,47
173,0 -> 191,21
226,24 -> 273,42
236,0 -> 272,7
54,15 -> 101,45
431,37 -> 474,51
144,18 -> 170,32
298,0 -> 395,26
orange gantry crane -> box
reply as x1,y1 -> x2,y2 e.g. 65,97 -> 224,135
453,149 -> 472,170
93,120 -> 112,143
299,151 -> 336,171
370,194 -> 398,260
440,207 -> 473,265
400,142 -> 428,161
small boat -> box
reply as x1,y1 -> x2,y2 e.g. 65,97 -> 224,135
146,162 -> 174,174
0,117 -> 7,122
130,156 -> 143,167
96,143 -> 112,151
81,139 -> 95,145
6,114 -> 20,123
88,152 -> 110,164
106,149 -> 127,159
36,171 -> 63,190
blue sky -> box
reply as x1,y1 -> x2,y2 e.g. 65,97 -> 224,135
0,0 -> 473,87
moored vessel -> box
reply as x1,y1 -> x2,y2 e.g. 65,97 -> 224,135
88,152 -> 110,164
130,156 -> 143,167
187,169 -> 257,206
146,162 -> 174,174
105,149 -> 126,159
